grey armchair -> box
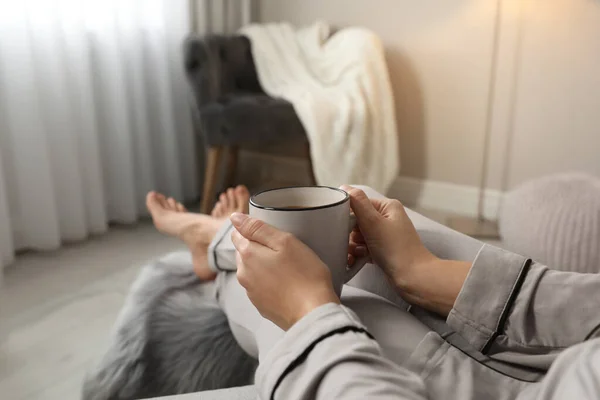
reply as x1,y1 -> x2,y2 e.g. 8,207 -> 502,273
184,34 -> 316,213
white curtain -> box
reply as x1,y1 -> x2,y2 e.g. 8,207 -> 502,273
0,0 -> 197,269
192,0 -> 254,34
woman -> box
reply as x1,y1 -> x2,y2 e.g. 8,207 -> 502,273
99,184 -> 600,399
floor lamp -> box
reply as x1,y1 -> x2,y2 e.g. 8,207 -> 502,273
448,0 -> 503,239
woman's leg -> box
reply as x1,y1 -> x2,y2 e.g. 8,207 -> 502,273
216,271 -> 431,365
145,187 -> 250,281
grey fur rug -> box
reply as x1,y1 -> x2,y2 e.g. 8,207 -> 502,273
82,252 -> 257,400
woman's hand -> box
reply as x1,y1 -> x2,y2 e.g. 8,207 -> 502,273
343,185 -> 436,288
343,185 -> 471,316
230,212 -> 340,331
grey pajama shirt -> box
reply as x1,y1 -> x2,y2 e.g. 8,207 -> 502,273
207,186 -> 600,400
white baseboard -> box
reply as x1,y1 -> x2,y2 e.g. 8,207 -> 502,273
388,176 -> 503,220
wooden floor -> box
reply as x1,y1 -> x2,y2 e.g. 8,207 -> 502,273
0,222 -> 184,400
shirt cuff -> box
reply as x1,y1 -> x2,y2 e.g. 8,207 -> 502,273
207,220 -> 236,272
256,303 -> 372,400
447,244 -> 531,352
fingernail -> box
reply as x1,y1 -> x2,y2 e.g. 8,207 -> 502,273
230,212 -> 248,226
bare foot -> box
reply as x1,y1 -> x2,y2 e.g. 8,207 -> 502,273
211,185 -> 250,218
146,192 -> 220,280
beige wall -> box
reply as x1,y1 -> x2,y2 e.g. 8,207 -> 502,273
258,0 -> 600,191
488,0 -> 600,189
259,0 -> 498,187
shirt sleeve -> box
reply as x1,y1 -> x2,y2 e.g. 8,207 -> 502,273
208,220 -> 237,272
447,245 -> 600,359
518,339 -> 600,400
256,303 -> 428,400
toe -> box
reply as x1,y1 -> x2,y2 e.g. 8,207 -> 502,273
211,194 -> 225,217
235,185 -> 249,196
167,197 -> 178,211
220,193 -> 229,210
156,193 -> 168,209
176,202 -> 187,212
146,191 -> 156,209
210,201 -> 219,217
234,185 -> 250,213
146,191 -> 159,212
226,188 -> 236,211
213,203 -> 223,218
146,191 -> 167,219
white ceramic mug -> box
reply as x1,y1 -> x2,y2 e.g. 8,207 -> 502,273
249,186 -> 368,296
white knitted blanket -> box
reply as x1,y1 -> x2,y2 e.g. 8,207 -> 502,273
240,22 -> 399,193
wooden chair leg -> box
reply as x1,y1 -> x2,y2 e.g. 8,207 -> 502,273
201,146 -> 223,214
224,146 -> 239,188
306,142 -> 317,186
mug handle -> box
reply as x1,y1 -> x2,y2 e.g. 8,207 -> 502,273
345,214 -> 370,282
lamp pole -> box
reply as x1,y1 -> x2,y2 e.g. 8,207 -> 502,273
447,0 -> 503,238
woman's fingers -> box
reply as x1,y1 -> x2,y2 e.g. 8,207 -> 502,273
353,245 -> 369,257
348,242 -> 370,267
341,185 -> 380,228
348,253 -> 355,266
231,229 -> 262,257
231,229 -> 275,288
350,229 -> 365,244
348,242 -> 369,257
231,229 -> 253,256
230,213 -> 282,250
